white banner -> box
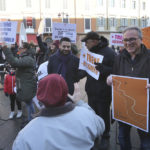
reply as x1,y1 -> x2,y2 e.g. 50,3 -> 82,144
19,22 -> 27,47
79,48 -> 104,80
110,33 -> 124,46
0,21 -> 17,44
52,22 -> 76,43
38,19 -> 45,35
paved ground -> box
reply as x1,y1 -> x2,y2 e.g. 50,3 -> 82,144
0,78 -> 141,150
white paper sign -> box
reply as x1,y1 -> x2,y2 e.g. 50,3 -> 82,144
79,48 -> 104,80
38,19 -> 45,35
110,33 -> 124,46
0,21 -> 17,44
19,22 -> 27,47
52,22 -> 76,43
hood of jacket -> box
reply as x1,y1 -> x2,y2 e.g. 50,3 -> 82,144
89,36 -> 109,53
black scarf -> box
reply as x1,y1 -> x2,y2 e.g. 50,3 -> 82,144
56,50 -> 71,80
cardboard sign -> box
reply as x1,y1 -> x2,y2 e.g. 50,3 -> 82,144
142,27 -> 150,49
112,75 -> 149,132
0,21 -> 17,44
52,22 -> 76,43
110,33 -> 124,46
79,47 -> 104,80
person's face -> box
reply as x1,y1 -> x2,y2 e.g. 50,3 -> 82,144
59,41 -> 71,55
85,39 -> 98,50
50,44 -> 56,50
123,30 -> 142,56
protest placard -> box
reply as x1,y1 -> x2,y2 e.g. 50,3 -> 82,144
52,22 -> 76,43
19,22 -> 27,47
112,75 -> 149,132
79,47 -> 104,80
0,21 -> 17,44
110,33 -> 124,46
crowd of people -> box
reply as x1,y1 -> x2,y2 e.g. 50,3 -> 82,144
0,26 -> 150,150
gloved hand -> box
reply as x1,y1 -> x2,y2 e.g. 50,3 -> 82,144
94,62 -> 103,71
5,93 -> 9,97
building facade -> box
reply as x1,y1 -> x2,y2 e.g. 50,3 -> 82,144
0,0 -> 150,46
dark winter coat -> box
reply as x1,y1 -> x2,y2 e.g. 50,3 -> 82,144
113,44 -> 150,79
48,50 -> 80,95
36,35 -> 50,64
85,36 -> 116,102
3,48 -> 37,103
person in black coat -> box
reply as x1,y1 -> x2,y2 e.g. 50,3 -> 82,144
81,31 -> 116,150
47,37 -> 80,96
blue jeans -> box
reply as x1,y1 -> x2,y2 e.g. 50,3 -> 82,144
26,101 -> 35,122
118,122 -> 150,150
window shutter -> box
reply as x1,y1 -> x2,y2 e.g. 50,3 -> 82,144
32,18 -> 36,29
23,19 -> 27,28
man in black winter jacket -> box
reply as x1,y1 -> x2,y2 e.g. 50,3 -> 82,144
107,27 -> 150,150
82,31 -> 116,150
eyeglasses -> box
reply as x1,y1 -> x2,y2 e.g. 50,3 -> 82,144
123,37 -> 139,43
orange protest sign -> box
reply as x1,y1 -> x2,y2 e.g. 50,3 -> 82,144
142,27 -> 150,49
112,75 -> 149,132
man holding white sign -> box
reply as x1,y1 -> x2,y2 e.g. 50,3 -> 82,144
81,31 -> 116,150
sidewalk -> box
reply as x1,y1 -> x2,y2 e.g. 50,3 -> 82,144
0,78 -> 140,150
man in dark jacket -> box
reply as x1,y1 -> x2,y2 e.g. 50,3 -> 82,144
48,37 -> 80,96
107,27 -> 150,150
81,31 -> 116,150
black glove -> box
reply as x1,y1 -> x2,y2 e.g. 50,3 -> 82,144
5,93 -> 9,97
94,62 -> 103,71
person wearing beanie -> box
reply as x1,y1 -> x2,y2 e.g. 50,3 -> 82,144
12,74 -> 105,150
2,42 -> 37,125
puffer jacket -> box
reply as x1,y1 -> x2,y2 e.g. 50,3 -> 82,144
4,72 -> 16,94
85,36 -> 116,102
3,48 -> 37,103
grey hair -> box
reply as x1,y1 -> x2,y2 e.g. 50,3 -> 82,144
123,26 -> 142,39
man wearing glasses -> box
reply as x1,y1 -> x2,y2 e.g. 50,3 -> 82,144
107,27 -> 150,150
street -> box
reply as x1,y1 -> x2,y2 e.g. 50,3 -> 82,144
0,78 -> 140,150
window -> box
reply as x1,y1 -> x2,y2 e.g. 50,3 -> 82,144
97,17 -> 105,27
120,18 -> 128,26
44,18 -> 52,33
85,0 -> 89,10
97,0 -> 103,6
141,17 -> 147,28
131,18 -> 137,26
26,0 -> 32,8
45,0 -> 51,9
0,0 -> 6,11
110,0 -> 115,7
132,0 -> 136,9
63,18 -> 69,23
85,18 -> 91,30
23,17 -> 36,29
142,2 -> 146,10
109,18 -> 116,27
63,0 -> 68,9
121,0 -> 126,8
